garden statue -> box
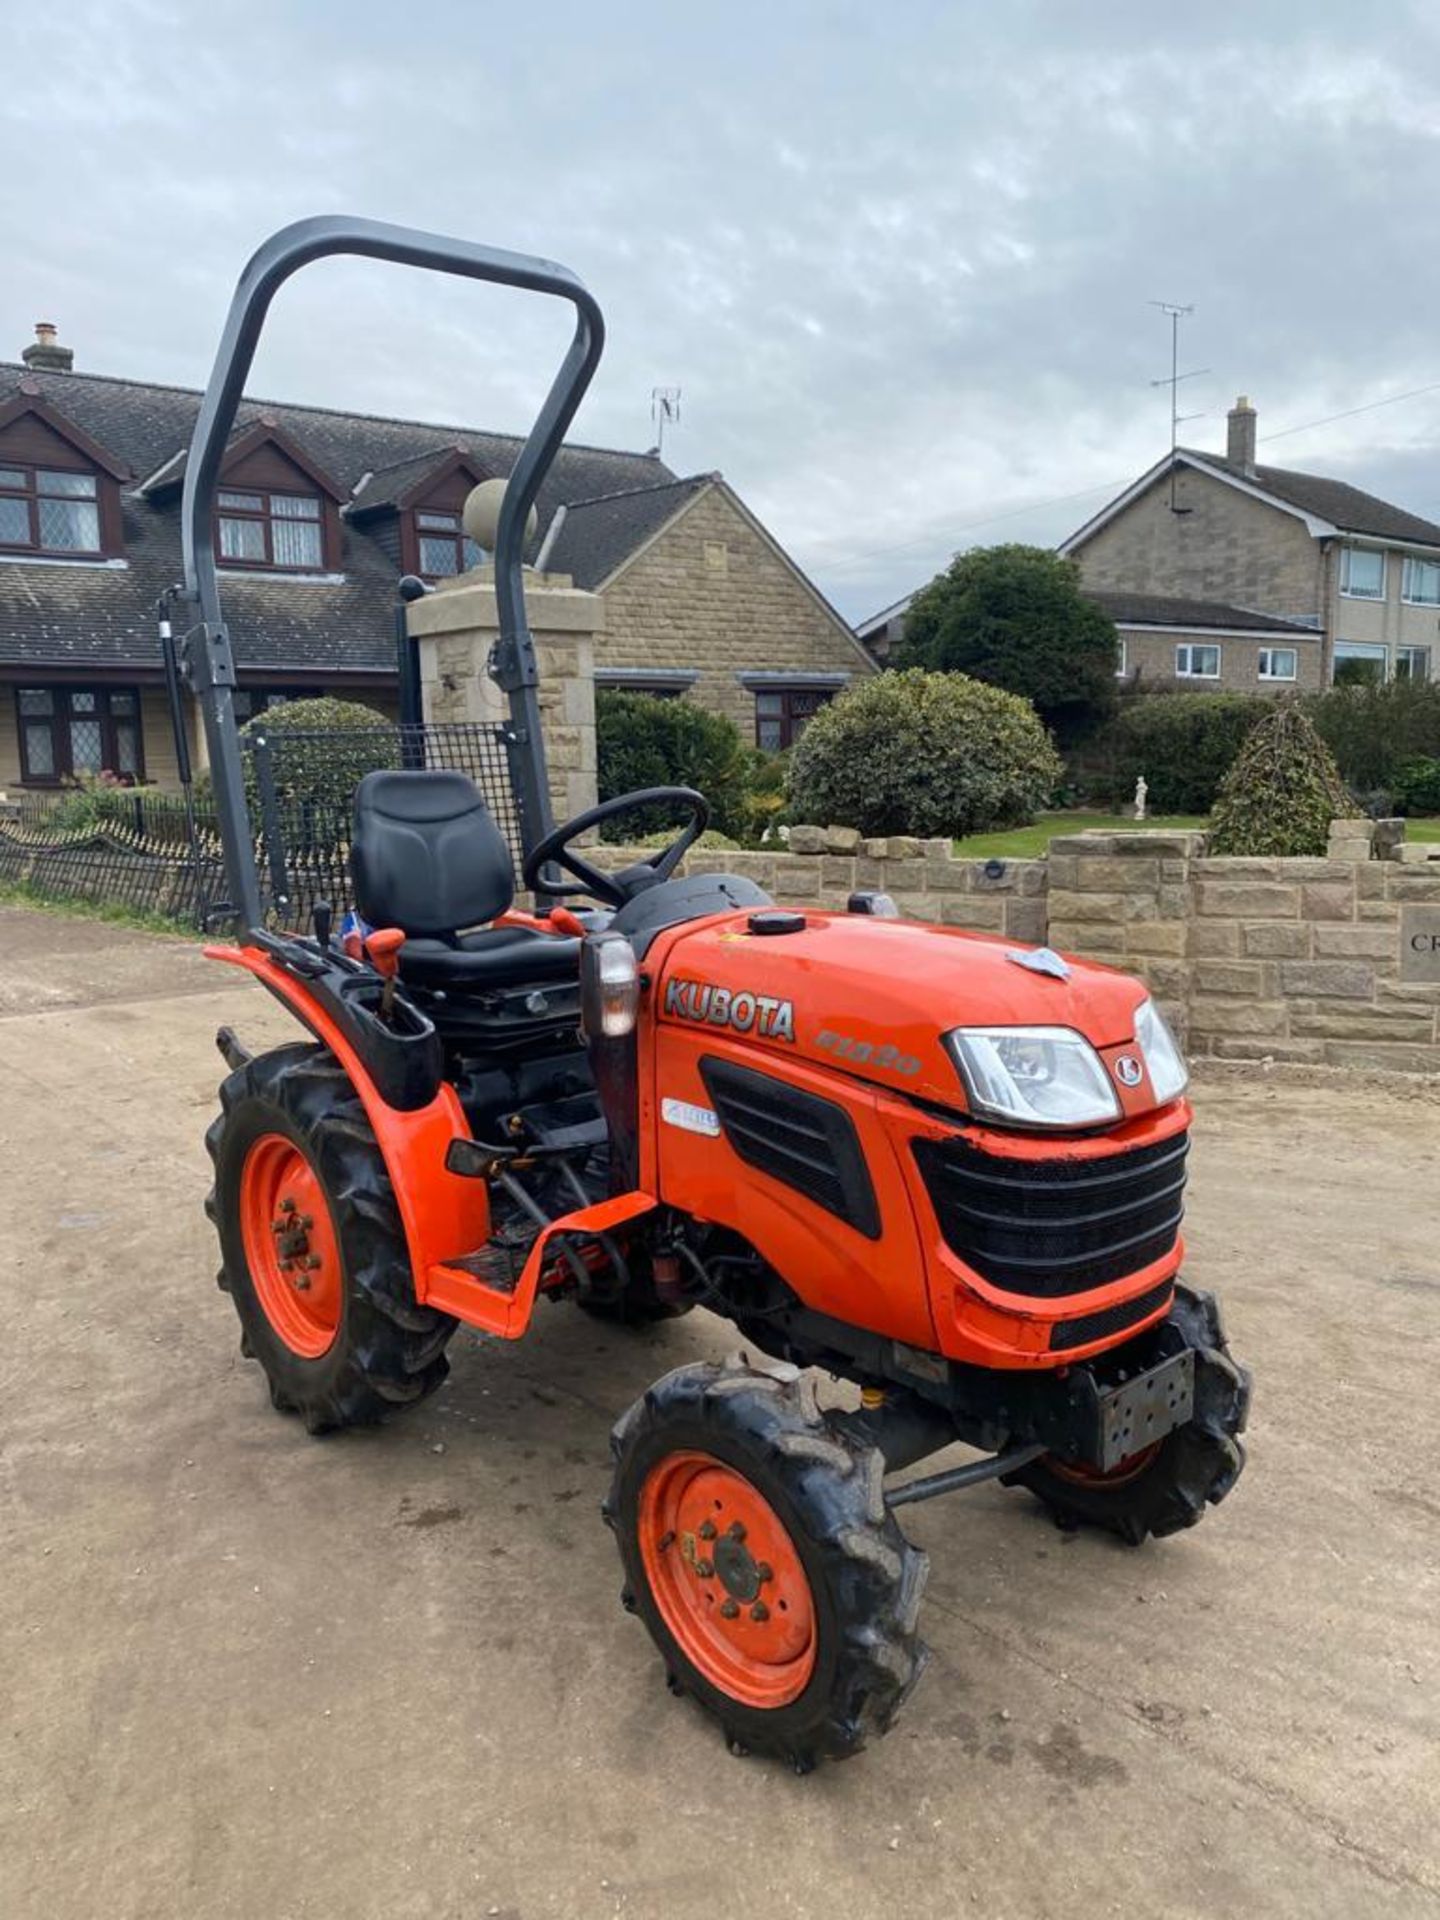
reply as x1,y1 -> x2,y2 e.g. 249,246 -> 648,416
1134,775 -> 1148,821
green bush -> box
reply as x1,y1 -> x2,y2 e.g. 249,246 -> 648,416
1209,701 -> 1351,856
1090,692 -> 1269,813
1306,679 -> 1440,794
239,696 -> 398,801
46,770 -> 151,834
1393,756 -> 1440,816
786,669 -> 1062,838
596,690 -> 757,842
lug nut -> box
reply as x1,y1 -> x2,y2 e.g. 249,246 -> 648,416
754,1562 -> 773,1584
695,1558 -> 714,1580
727,1521 -> 747,1543
719,1599 -> 740,1620
750,1602 -> 769,1623
698,1519 -> 717,1542
280,1198 -> 296,1214
304,1254 -> 322,1271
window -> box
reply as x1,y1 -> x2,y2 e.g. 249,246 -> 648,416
1116,636 -> 1128,677
1258,647 -> 1297,681
755,686 -> 834,750
1396,646 -> 1432,683
1402,557 -> 1440,605
1175,644 -> 1221,679
232,686 -> 323,723
217,489 -> 323,570
16,686 -> 143,783
0,465 -> 101,554
1333,640 -> 1388,686
415,510 -> 485,578
1339,546 -> 1385,599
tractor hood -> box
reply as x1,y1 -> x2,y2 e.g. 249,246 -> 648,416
654,910 -> 1157,1119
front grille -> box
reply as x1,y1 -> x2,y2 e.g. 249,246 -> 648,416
1051,1277 -> 1175,1351
700,1055 -> 881,1239
913,1130 -> 1188,1298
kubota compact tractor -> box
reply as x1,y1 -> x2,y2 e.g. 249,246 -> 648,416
182,218 -> 1250,1772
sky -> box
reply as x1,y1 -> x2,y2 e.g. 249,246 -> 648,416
5,0 -> 1440,622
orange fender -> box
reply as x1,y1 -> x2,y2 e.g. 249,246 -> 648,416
206,944 -> 656,1337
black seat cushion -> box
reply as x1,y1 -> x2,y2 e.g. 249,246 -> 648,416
352,770 -> 514,937
399,927 -> 581,991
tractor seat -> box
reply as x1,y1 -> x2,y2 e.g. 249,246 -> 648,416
351,769 -> 581,992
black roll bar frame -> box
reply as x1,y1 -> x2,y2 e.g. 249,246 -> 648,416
178,214 -> 605,931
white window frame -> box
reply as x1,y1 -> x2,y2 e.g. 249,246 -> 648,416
1401,556 -> 1440,606
1396,645 -> 1432,682
1116,635 -> 1127,677
1339,546 -> 1386,600
1333,640 -> 1389,683
1257,647 -> 1298,682
1176,643 -> 1221,680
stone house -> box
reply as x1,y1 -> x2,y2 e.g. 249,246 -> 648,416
0,325 -> 867,792
1059,397 -> 1440,690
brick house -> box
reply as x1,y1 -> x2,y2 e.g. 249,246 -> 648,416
0,326 -> 868,791
1059,397 -> 1440,690
856,582 -> 1318,694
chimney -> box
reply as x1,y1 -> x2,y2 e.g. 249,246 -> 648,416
21,321 -> 74,373
1227,394 -> 1256,475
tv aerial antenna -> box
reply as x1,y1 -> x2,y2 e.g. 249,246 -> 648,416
651,386 -> 681,461
1149,301 -> 1207,513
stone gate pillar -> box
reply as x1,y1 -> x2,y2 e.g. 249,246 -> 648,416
405,564 -> 601,826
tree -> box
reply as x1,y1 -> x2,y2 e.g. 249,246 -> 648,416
1208,700 -> 1351,857
896,544 -> 1118,746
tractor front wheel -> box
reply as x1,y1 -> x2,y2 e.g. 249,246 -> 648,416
605,1359 -> 928,1771
1007,1282 -> 1251,1545
205,1043 -> 455,1434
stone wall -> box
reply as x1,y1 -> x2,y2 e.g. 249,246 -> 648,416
595,481 -> 874,736
596,819 -> 1440,1077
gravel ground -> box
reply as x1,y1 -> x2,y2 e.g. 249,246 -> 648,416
1,906 -> 1436,1920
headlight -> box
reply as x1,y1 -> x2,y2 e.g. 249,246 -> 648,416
1134,997 -> 1189,1104
945,1026 -> 1121,1129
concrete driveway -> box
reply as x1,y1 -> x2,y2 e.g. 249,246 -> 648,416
1,905 -> 1436,1920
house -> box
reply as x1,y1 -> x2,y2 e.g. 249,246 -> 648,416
0,324 -> 868,790
1059,397 -> 1440,689
856,576 -> 1317,694
860,397 -> 1440,693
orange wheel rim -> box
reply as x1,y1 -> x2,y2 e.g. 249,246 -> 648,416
1047,1441 -> 1162,1489
239,1133 -> 342,1360
638,1451 -> 817,1710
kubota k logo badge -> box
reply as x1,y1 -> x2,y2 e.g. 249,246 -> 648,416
1114,1055 -> 1144,1087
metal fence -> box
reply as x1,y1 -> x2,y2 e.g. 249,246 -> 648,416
0,721 -> 517,931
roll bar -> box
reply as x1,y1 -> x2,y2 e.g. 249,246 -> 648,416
178,215 -> 606,931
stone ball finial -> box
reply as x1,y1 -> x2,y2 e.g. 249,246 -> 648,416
463,477 -> 538,555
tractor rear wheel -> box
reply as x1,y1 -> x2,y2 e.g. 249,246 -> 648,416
1007,1282 -> 1251,1545
605,1359 -> 928,1771
205,1042 -> 455,1434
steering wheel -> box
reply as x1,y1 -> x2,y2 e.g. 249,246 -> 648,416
522,787 -> 710,907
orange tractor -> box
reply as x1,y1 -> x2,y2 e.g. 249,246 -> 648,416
182,219 -> 1249,1771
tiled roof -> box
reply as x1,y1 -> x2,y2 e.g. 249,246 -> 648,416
544,476 -> 713,589
0,361 -> 674,674
1085,589 -> 1318,636
1180,449 -> 1440,546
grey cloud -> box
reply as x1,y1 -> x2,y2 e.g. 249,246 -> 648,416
4,0 -> 1439,620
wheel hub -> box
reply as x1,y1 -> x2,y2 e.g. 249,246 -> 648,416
639,1452 -> 816,1709
239,1134 -> 342,1359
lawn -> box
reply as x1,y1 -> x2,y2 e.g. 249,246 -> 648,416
952,811 -> 1440,858
952,811 -> 1207,858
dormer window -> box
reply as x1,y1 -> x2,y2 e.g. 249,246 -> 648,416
218,488 -> 324,570
415,509 -> 484,578
0,465 -> 102,554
